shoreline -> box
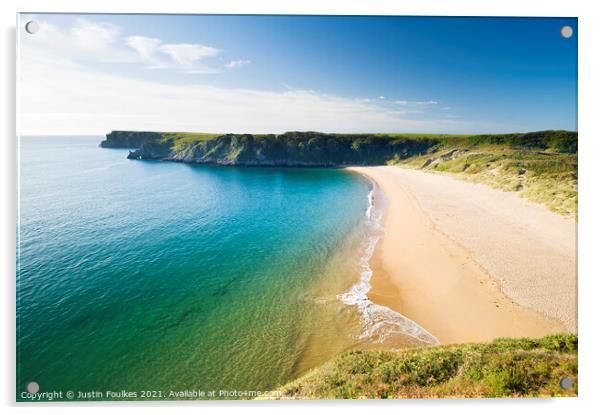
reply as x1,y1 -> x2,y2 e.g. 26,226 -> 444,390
336,178 -> 439,347
346,166 -> 573,345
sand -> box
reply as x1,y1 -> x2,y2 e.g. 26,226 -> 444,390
346,166 -> 576,344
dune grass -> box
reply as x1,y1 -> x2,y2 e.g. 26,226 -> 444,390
394,146 -> 577,217
274,334 -> 577,399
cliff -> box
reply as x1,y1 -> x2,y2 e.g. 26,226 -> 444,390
100,131 -> 166,149
99,130 -> 577,167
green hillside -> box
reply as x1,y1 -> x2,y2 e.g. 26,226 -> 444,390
101,130 -> 576,164
272,334 -> 577,399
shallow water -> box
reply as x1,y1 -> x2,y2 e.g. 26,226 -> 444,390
17,136 -> 429,399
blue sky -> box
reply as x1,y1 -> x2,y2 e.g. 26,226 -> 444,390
18,14 -> 577,134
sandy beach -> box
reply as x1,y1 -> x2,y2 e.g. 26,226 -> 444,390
347,166 -> 576,344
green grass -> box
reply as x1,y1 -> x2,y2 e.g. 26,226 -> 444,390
374,133 -> 472,139
274,334 -> 577,399
158,132 -> 222,152
394,147 -> 577,217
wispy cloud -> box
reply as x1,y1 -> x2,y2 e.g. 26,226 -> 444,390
18,60 -> 490,135
394,99 -> 438,106
124,36 -> 221,73
225,59 -> 250,69
22,19 -> 135,65
161,44 -> 221,63
26,18 -> 226,74
125,36 -> 162,65
71,18 -> 120,52
18,17 -> 495,135
157,43 -> 222,74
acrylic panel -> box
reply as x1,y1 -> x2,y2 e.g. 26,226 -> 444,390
16,13 -> 578,401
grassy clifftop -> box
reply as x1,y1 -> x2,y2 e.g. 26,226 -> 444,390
101,131 -> 441,166
273,334 -> 577,399
100,130 -> 576,165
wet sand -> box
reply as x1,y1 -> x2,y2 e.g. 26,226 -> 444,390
346,166 -> 576,344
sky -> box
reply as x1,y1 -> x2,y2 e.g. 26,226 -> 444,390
17,14 -> 577,135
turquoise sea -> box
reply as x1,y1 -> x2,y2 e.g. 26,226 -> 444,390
17,136 -> 433,400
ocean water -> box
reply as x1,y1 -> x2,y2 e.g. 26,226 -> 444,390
17,136 -> 433,400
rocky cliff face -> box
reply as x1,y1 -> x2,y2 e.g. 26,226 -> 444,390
107,131 -> 438,167
100,131 -> 165,149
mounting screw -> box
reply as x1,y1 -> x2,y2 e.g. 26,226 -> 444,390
560,26 -> 573,39
25,21 -> 39,34
560,377 -> 573,390
26,381 -> 39,393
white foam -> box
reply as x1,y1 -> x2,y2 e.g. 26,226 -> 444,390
365,188 -> 374,219
338,181 -> 439,346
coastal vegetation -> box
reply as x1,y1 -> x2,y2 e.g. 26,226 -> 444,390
100,130 -> 577,216
273,333 -> 577,399
102,131 -> 441,166
395,145 -> 577,216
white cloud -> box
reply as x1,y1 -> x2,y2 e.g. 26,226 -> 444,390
23,18 -> 223,74
21,19 -> 134,65
123,36 -> 222,73
18,59 -> 491,135
225,59 -> 250,69
394,99 -> 440,107
71,18 -> 120,51
125,36 -> 162,64
160,43 -> 220,63
17,18 -> 495,135
159,43 -> 221,74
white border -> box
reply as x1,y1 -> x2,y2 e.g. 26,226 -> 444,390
2,1 -> 601,414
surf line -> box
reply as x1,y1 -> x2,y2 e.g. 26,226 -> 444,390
338,175 -> 439,346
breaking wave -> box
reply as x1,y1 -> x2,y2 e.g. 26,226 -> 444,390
338,180 -> 439,345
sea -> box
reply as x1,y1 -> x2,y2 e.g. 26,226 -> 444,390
16,136 -> 435,400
